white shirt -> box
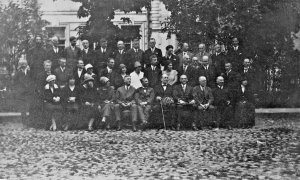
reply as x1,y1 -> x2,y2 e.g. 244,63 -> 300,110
162,84 -> 167,91
107,67 -> 112,73
69,85 -> 75,91
71,46 -> 75,51
226,69 -> 232,75
134,48 -> 139,53
101,47 -> 106,53
130,71 -> 144,89
60,67 -> 65,72
151,65 -> 156,71
244,67 -> 249,73
119,49 -> 124,54
182,84 -> 186,91
218,85 -> 223,89
78,69 -> 83,78
84,48 -> 89,54
234,46 -> 239,51
151,48 -> 155,52
241,85 -> 245,93
204,65 -> 209,70
53,46 -> 58,53
200,85 -> 205,91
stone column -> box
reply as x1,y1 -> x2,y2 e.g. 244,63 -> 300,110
150,0 -> 162,47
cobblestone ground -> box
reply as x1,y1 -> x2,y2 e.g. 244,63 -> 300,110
0,117 -> 299,180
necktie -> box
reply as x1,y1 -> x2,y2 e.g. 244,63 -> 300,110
182,85 -> 185,92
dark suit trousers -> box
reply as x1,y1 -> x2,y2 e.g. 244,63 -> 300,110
100,103 -> 114,118
137,105 -> 151,123
114,103 -> 137,122
176,104 -> 195,125
193,106 -> 215,127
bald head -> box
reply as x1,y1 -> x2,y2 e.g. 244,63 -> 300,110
202,56 -> 209,66
51,36 -> 59,47
198,43 -> 205,52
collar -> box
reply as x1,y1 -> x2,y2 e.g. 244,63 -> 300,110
45,84 -> 58,90
226,69 -> 232,73
60,66 -> 65,71
151,48 -> 155,52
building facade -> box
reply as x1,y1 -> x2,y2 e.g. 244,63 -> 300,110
39,0 -> 177,54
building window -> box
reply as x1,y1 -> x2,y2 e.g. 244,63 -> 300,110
121,25 -> 141,50
46,26 -> 66,48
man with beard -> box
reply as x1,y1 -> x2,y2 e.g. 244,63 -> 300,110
27,35 -> 46,80
135,77 -> 155,130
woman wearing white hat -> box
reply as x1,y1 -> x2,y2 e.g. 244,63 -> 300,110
43,74 -> 62,131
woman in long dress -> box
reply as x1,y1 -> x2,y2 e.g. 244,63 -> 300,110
233,76 -> 255,128
162,61 -> 178,86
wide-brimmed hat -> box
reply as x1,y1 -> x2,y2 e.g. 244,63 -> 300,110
82,74 -> 94,84
85,64 -> 93,71
99,76 -> 109,84
119,63 -> 126,69
134,61 -> 141,68
46,75 -> 56,82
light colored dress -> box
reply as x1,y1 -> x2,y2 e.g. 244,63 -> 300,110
163,70 -> 178,86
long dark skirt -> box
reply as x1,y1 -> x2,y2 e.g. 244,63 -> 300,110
44,102 -> 63,129
63,103 -> 80,129
234,101 -> 255,128
77,105 -> 99,129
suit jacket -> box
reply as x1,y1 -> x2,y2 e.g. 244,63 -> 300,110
63,46 -> 82,70
224,70 -> 240,89
143,48 -> 163,68
95,48 -> 112,70
81,86 -> 99,104
238,67 -> 255,86
115,85 -> 136,104
173,84 -> 193,103
99,67 -> 119,88
81,48 -> 96,66
111,50 -> 126,69
53,67 -> 73,87
198,65 -> 217,88
211,52 -> 227,75
161,54 -> 180,71
154,84 -> 173,99
97,86 -> 115,104
61,85 -> 81,105
27,46 -> 47,77
192,85 -> 214,106
178,65 -> 197,86
135,86 -> 155,104
46,46 -> 64,70
177,51 -> 193,68
73,68 -> 86,86
126,48 -> 144,71
144,66 -> 162,87
195,51 -> 211,65
212,86 -> 232,107
233,85 -> 255,105
227,46 -> 244,71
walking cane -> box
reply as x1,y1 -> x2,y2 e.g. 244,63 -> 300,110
160,101 -> 166,130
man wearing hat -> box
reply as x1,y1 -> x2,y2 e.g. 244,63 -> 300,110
97,76 -> 115,130
63,36 -> 81,70
43,74 -> 62,131
114,75 -> 138,131
135,77 -> 154,130
130,61 -> 144,89
80,74 -> 99,131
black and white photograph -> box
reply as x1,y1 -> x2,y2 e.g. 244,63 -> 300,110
0,0 -> 299,179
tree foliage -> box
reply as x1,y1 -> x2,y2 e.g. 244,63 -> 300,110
72,0 -> 151,48
0,0 -> 48,64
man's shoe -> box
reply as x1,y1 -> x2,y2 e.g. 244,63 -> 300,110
132,124 -> 137,132
116,121 -> 122,131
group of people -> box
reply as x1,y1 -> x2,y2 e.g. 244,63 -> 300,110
14,35 -> 255,131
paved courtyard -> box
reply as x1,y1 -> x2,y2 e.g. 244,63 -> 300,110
0,117 -> 299,180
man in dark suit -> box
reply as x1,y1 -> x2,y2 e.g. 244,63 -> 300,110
126,38 -> 144,72
95,38 -> 111,71
239,58 -> 255,87
46,36 -> 64,71
99,58 -> 119,90
212,76 -> 234,129
173,74 -> 196,131
73,59 -> 86,86
198,55 -> 217,88
227,37 -> 244,71
195,43 -> 211,65
177,42 -> 194,68
161,45 -> 179,71
192,76 -> 214,130
111,40 -> 126,71
27,35 -> 46,80
144,55 -> 162,88
224,62 -> 240,89
211,44 -> 226,76
114,75 -> 138,131
53,58 -> 73,89
153,74 -> 175,129
135,77 -> 155,129
63,36 -> 81,70
177,54 -> 197,86
81,39 -> 96,66
143,38 -> 162,68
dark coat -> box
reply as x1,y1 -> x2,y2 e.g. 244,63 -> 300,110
143,48 -> 163,68
81,86 -> 99,104
115,85 -> 136,104
161,54 -> 180,71
211,52 -> 226,76
81,48 -> 96,66
53,67 -> 73,87
13,70 -> 34,100
178,65 -> 197,86
192,85 -> 214,106
177,51 -> 194,68
95,48 -> 112,70
27,46 -> 47,78
43,84 -> 61,105
238,67 -> 255,87
198,65 -> 217,88
46,46 -> 64,70
233,85 -> 255,105
63,46 -> 82,70
227,46 -> 244,71
99,67 -> 119,89
223,70 -> 240,89
144,66 -> 162,88
173,84 -> 193,103
111,50 -> 126,70
126,48 -> 144,70
61,85 -> 81,106
154,84 -> 173,99
212,86 -> 233,107
97,86 -> 115,104
135,86 -> 155,104
73,68 -> 86,86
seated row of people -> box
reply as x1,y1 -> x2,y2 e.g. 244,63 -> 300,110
42,70 -> 255,131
